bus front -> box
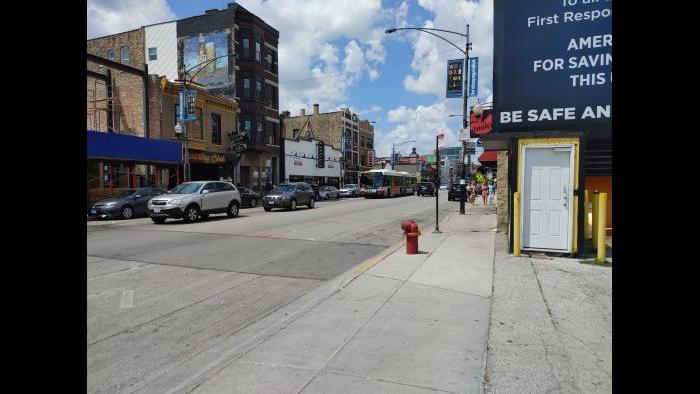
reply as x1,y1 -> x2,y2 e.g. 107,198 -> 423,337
360,172 -> 385,198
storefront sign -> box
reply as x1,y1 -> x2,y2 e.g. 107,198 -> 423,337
494,0 -> 612,133
469,109 -> 493,138
189,151 -> 226,164
446,59 -> 464,98
294,160 -> 303,166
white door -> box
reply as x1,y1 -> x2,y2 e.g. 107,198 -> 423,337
522,146 -> 573,251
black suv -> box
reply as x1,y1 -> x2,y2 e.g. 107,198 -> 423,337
262,182 -> 316,211
417,182 -> 437,197
448,183 -> 465,201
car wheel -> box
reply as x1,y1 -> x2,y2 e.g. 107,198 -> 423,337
183,205 -> 199,223
336,194 -> 340,200
151,217 -> 166,224
308,198 -> 315,209
290,199 -> 297,211
264,207 -> 272,212
121,205 -> 134,219
227,201 -> 240,217
250,198 -> 258,207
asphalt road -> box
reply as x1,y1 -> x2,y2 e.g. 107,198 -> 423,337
87,192 -> 457,393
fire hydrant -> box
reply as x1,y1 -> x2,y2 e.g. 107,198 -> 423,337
401,219 -> 421,254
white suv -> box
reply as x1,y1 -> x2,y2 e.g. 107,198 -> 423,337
148,181 -> 242,224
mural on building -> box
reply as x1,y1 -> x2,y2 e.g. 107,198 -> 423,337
181,30 -> 231,91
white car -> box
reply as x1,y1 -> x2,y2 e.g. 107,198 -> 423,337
338,184 -> 362,197
148,181 -> 242,224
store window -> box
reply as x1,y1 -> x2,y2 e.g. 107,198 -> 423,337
211,113 -> 221,145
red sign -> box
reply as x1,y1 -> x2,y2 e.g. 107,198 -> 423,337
470,110 -> 493,138
368,149 -> 375,166
294,160 -> 303,166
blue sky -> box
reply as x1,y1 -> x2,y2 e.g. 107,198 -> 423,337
87,0 -> 493,160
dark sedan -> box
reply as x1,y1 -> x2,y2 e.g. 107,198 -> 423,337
88,187 -> 167,219
238,187 -> 262,207
416,182 -> 437,197
448,183 -> 466,201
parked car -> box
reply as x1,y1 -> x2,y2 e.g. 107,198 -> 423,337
238,187 -> 261,207
262,182 -> 315,211
319,186 -> 340,200
448,183 -> 464,201
439,185 -> 448,190
147,181 -> 242,224
339,184 -> 362,197
416,182 -> 437,197
88,187 -> 167,219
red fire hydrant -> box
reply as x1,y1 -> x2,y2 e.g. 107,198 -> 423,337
401,219 -> 421,254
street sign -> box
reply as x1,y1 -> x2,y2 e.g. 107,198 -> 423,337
233,143 -> 247,153
231,134 -> 246,143
458,128 -> 470,141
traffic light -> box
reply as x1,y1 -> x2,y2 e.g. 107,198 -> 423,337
317,141 -> 325,168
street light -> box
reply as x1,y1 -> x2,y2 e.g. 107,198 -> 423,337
392,139 -> 415,169
387,25 -> 472,220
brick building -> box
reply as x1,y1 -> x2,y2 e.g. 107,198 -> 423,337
87,2 -> 280,192
280,105 -> 375,185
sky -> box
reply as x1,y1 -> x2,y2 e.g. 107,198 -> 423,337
87,0 -> 492,161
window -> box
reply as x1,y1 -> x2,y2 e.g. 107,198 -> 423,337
107,51 -> 115,61
293,128 -> 300,139
220,183 -> 234,191
211,113 -> 221,145
265,84 -> 277,108
243,78 -> 251,98
120,47 -> 129,65
242,38 -> 250,58
202,183 -> 217,192
193,107 -> 203,139
255,41 -> 261,62
148,47 -> 157,61
256,80 -> 262,100
257,121 -> 263,143
244,120 -> 252,134
267,122 -> 278,145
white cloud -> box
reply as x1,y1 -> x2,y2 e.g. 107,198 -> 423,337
87,0 -> 175,39
376,101 -> 463,158
237,0 -> 388,113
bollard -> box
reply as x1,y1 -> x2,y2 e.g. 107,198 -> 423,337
596,193 -> 607,263
584,190 -> 592,240
513,192 -> 521,257
592,190 -> 599,247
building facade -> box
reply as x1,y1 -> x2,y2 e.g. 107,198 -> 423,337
280,105 -> 374,185
284,138 -> 342,187
87,2 -> 281,192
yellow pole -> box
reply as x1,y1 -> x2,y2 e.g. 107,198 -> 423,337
596,193 -> 608,263
584,189 -> 591,239
513,191 -> 521,257
592,190 -> 599,247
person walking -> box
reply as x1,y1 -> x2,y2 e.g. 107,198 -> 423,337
488,181 -> 495,205
481,180 -> 489,205
475,181 -> 482,205
467,181 -> 475,205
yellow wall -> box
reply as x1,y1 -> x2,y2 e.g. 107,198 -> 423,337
586,176 -> 612,228
517,138 -> 580,253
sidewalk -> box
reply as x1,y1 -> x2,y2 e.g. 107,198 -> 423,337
145,209 -> 497,394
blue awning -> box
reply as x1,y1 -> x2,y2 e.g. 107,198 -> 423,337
87,130 -> 182,164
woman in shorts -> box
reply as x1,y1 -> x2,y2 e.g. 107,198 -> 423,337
481,180 -> 489,205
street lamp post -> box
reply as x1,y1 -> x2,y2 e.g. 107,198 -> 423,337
386,25 -> 472,217
391,139 -> 415,169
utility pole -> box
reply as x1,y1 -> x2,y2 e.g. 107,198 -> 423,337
434,134 -> 442,234
460,25 -> 471,215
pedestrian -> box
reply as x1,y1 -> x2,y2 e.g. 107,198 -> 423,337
467,181 -> 475,205
475,181 -> 482,204
488,181 -> 495,205
481,180 -> 489,205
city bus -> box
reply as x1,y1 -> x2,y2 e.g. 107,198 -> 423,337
360,169 -> 417,198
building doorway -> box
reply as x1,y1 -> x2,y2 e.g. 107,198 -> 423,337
521,144 -> 575,252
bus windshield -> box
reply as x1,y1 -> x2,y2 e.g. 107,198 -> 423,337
360,173 -> 384,187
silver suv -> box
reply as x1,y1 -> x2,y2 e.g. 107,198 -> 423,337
148,181 -> 242,224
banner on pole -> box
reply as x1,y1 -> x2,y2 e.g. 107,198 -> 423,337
446,59 -> 464,98
468,57 -> 478,97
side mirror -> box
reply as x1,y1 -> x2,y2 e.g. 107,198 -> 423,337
202,190 -> 210,195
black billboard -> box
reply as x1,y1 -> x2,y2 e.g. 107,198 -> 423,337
493,0 -> 612,134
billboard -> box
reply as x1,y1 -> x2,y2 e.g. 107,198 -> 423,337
493,0 -> 612,134
181,30 -> 231,91
470,109 -> 493,138
446,59 -> 464,98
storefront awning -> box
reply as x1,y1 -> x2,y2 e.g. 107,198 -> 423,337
87,130 -> 182,164
478,151 -> 498,163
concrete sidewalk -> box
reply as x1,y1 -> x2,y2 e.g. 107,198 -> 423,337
164,210 -> 497,394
